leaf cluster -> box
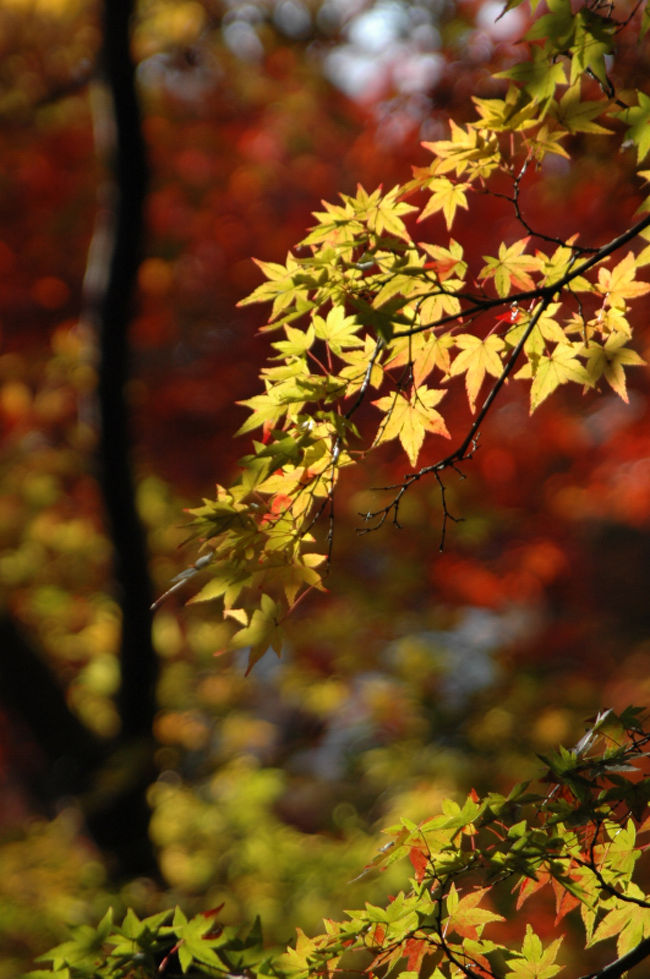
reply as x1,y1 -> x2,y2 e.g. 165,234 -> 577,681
163,0 -> 650,670
30,706 -> 650,978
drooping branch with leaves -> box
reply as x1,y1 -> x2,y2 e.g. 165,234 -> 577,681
31,707 -> 650,978
165,0 -> 650,674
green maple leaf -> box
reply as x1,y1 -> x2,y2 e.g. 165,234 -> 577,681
171,907 -> 232,973
505,925 -> 563,979
339,335 -> 385,394
570,8 -> 614,86
271,323 -> 315,359
239,255 -> 307,321
525,0 -> 574,47
554,86 -> 611,135
38,910 -> 114,969
228,593 -> 283,674
373,386 -> 450,466
498,45 -> 567,103
583,333 -> 645,402
529,123 -> 569,162
423,120 -> 500,178
616,92 -> 650,163
188,566 -> 251,609
473,87 -> 539,132
589,889 -> 650,955
525,343 -> 590,412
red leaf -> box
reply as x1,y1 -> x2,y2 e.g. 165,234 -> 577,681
409,846 -> 429,883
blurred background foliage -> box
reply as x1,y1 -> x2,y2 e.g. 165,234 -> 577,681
2,0 -> 650,975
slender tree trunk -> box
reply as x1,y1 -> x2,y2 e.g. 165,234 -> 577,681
82,0 -> 158,876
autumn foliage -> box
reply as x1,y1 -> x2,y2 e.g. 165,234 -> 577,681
4,0 -> 650,977
180,0 -> 650,682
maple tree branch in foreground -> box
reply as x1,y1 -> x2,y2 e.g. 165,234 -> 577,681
361,211 -> 650,536
578,935 -> 650,979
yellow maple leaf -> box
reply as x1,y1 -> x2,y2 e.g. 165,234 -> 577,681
418,177 -> 470,230
449,334 -> 505,412
373,386 -> 450,466
583,333 -> 646,402
598,252 -> 650,309
479,238 -> 542,298
525,343 -> 591,412
387,332 -> 453,386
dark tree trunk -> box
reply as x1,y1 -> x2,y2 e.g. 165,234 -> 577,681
83,0 -> 158,877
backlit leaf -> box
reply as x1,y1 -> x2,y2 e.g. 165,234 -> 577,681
373,386 -> 451,466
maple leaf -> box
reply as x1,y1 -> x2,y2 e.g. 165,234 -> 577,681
415,287 -> 463,326
239,255 -> 307,321
523,343 -> 591,412
373,386 -> 450,466
616,92 -> 650,163
271,323 -> 315,359
569,8 -> 614,86
188,567 -> 252,610
636,222 -> 650,266
312,305 -> 363,356
583,333 -> 646,402
339,334 -> 385,394
479,238 -> 541,298
171,906 -> 230,974
524,0 -> 574,46
498,45 -> 567,102
408,847 -> 428,884
227,593 -> 283,673
505,925 -> 563,979
597,251 -> 650,309
387,332 -> 453,386
554,85 -> 611,135
365,185 -> 417,242
506,304 -> 566,368
589,887 -> 650,957
419,239 -> 467,281
516,871 -> 552,910
263,552 -> 326,605
449,334 -> 505,413
418,177 -> 470,230
444,885 -> 505,940
404,936 -> 428,972
472,86 -> 540,132
536,240 -> 592,293
528,123 -> 570,162
423,120 -> 501,179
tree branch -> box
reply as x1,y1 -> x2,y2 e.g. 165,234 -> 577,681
360,297 -> 551,531
578,936 -> 650,979
392,211 -> 650,341
360,209 -> 650,531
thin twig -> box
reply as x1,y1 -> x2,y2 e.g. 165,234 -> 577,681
392,211 -> 650,341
